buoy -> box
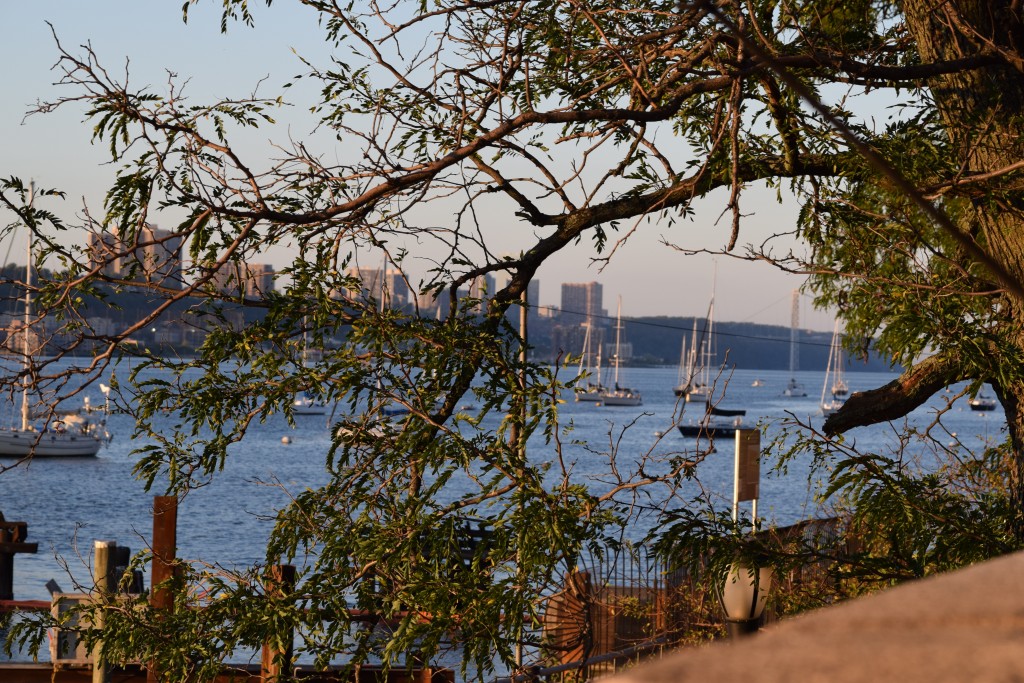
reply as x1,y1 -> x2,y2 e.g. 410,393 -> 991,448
281,436 -> 292,444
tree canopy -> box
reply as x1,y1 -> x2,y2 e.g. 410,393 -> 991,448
4,0 -> 1024,679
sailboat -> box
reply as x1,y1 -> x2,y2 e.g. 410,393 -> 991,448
820,321 -> 848,417
969,392 -> 997,411
680,281 -> 717,402
293,391 -> 327,415
574,322 -> 605,402
672,334 -> 689,397
599,297 -> 642,407
0,184 -> 110,457
783,290 -> 807,397
677,403 -> 749,439
293,328 -> 327,415
674,322 -> 702,398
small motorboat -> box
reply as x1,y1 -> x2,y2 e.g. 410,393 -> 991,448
969,394 -> 997,411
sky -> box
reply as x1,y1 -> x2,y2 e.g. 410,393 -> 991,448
1,1 -> 835,331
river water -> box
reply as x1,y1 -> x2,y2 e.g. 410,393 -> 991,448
0,363 -> 1002,607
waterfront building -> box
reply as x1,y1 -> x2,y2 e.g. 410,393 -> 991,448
344,267 -> 409,308
560,281 -> 605,325
209,262 -> 276,298
87,224 -> 184,289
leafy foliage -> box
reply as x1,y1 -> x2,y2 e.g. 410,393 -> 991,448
4,0 -> 1024,679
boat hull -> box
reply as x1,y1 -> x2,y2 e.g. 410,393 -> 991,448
677,422 -> 749,438
0,429 -> 103,457
684,387 -> 710,403
821,401 -> 844,417
575,387 -> 605,402
600,391 -> 643,406
293,394 -> 327,415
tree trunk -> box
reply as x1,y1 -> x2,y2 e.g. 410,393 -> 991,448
902,0 -> 1024,540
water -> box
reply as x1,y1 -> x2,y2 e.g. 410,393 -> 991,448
0,364 -> 1003,606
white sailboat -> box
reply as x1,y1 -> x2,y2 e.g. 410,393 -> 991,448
0,184 -> 109,457
820,321 -> 848,416
293,326 -> 327,415
681,280 -> 716,402
574,322 -> 605,402
292,391 -> 327,415
674,321 -> 704,398
969,392 -> 997,411
783,290 -> 807,397
599,297 -> 642,407
672,333 -> 689,397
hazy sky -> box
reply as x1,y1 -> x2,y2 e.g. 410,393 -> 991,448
2,2 -> 835,330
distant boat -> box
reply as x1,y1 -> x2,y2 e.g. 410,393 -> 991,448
672,329 -> 692,397
0,183 -> 110,458
293,327 -> 328,415
783,377 -> 807,398
293,392 -> 327,415
820,321 -> 848,417
677,405 -> 750,438
575,321 -> 606,402
600,297 -> 642,407
679,290 -> 716,402
969,394 -> 997,411
782,290 -> 807,397
751,378 -> 765,387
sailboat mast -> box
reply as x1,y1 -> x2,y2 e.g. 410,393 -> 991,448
613,296 -> 623,386
578,321 -> 590,379
821,321 -> 837,406
789,289 -> 800,375
20,183 -> 34,432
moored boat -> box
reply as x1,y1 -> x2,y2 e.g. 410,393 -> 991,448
820,320 -> 848,416
293,392 -> 327,415
599,297 -> 642,407
575,322 -> 606,402
970,394 -> 998,411
0,184 -> 109,458
677,405 -> 750,438
783,290 -> 807,397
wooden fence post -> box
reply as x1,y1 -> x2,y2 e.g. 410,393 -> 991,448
261,564 -> 297,683
0,513 -> 38,602
147,496 -> 178,683
92,540 -> 114,683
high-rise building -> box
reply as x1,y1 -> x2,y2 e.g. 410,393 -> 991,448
209,262 -> 276,298
467,274 -> 495,300
87,224 -> 184,289
345,267 -> 410,308
560,281 -> 604,325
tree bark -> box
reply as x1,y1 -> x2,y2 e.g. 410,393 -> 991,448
901,0 -> 1024,541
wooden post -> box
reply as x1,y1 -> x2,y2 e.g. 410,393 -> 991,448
0,524 -> 15,602
261,564 -> 296,683
148,496 -> 178,683
92,540 -> 114,683
0,514 -> 38,602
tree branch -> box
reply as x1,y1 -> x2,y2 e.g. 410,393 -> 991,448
823,353 -> 968,435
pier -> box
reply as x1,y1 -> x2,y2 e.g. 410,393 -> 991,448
0,502 -> 453,683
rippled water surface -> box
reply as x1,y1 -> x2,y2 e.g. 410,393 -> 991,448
0,363 -> 1003,603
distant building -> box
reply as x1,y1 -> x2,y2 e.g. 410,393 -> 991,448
0,313 -> 43,355
209,262 -> 276,298
560,281 -> 604,325
345,267 -> 409,308
87,224 -> 184,289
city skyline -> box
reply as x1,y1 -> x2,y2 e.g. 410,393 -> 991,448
2,2 -> 832,331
